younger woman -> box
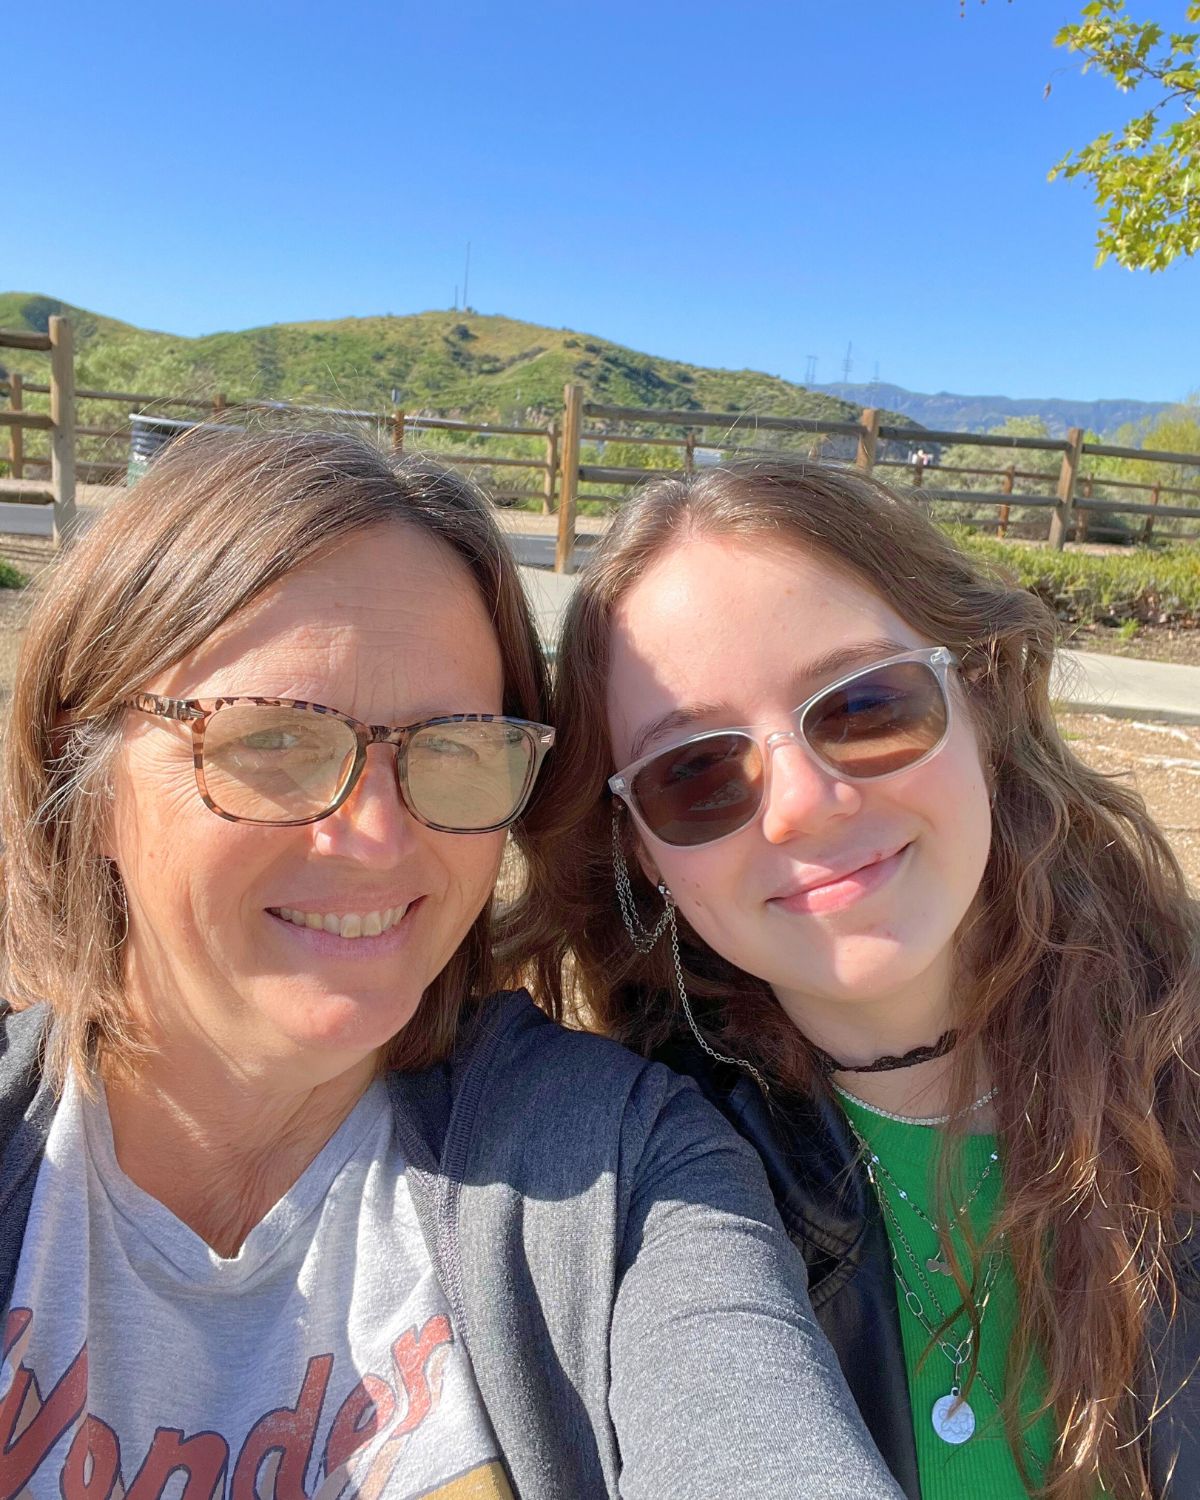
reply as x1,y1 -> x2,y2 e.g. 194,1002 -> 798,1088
522,461 -> 1200,1499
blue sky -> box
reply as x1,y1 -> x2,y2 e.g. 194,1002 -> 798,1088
10,1 -> 1198,402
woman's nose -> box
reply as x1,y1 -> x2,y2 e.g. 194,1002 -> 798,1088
759,735 -> 862,844
311,745 -> 419,864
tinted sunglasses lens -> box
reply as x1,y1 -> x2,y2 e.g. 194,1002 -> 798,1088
201,705 -> 357,822
806,661 -> 948,778
406,721 -> 537,831
630,733 -> 763,847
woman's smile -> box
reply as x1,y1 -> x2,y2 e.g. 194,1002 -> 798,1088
766,841 -> 914,917
265,896 -> 424,953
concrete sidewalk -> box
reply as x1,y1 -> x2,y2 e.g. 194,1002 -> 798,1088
519,566 -> 1200,724
1053,648 -> 1200,724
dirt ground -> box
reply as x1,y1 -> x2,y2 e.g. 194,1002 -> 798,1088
1057,714 -> 1200,888
1068,623 -> 1200,668
0,535 -> 1195,890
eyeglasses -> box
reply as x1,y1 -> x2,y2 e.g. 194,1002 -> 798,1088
122,694 -> 555,831
608,647 -> 958,849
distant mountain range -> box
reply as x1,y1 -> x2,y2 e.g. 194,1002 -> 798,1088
813,381 -> 1172,440
0,293 -> 1172,442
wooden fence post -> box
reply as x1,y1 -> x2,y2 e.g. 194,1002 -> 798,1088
48,316 -> 76,547
7,372 -> 23,479
212,391 -> 227,419
1048,427 -> 1083,551
912,453 -> 925,488
1143,484 -> 1161,543
1075,477 -> 1092,543
684,431 -> 696,476
554,384 -> 583,574
542,421 -> 558,515
391,410 -> 405,452
997,465 -> 1014,538
856,408 -> 880,471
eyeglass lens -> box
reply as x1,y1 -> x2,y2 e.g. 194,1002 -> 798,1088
628,660 -> 947,847
199,703 -> 536,829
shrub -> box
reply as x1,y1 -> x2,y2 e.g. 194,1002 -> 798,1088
941,527 -> 1200,627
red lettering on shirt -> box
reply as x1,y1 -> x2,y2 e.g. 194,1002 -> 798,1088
126,1428 -> 230,1500
0,1308 -> 88,1499
325,1376 -> 396,1474
0,1311 -> 462,1497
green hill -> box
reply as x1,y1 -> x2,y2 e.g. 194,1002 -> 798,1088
0,292 -> 893,433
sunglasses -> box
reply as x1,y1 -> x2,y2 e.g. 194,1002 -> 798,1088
608,647 -> 958,849
122,694 -> 555,832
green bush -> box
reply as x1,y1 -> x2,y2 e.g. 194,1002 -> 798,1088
942,527 -> 1200,627
0,559 -> 25,590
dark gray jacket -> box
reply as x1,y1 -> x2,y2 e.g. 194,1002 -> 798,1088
0,993 -> 904,1500
664,1038 -> 1200,1500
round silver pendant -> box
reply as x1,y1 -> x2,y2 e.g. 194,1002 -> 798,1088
931,1391 -> 976,1445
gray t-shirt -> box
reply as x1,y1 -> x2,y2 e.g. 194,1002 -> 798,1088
1,1073 -> 512,1499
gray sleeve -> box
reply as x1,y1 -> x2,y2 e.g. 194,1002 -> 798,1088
609,1068 -> 905,1500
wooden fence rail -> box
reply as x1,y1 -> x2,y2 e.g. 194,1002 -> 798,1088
0,319 -> 75,543
548,390 -> 1200,570
4,325 -> 1200,563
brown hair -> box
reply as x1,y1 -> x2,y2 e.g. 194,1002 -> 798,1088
1,427 -> 549,1088
514,460 -> 1200,1500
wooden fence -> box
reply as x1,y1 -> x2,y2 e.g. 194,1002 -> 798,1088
0,373 -> 561,536
549,389 -> 1200,570
0,318 -> 76,544
4,321 -> 1200,564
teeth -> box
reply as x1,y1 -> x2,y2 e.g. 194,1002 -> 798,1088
273,905 -> 409,939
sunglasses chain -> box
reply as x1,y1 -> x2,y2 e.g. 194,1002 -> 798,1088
612,808 -> 770,1095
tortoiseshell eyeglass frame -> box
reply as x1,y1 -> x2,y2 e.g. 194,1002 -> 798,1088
120,693 -> 556,832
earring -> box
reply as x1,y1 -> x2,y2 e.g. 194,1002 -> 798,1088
611,806 -> 769,1094
612,805 -> 671,954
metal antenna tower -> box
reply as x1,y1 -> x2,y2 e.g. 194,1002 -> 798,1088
803,355 -> 818,385
842,342 -> 853,385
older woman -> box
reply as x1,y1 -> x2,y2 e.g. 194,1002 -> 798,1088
0,431 -> 901,1500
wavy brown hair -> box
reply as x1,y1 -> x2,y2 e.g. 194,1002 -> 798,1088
1,427 -> 549,1090
511,460 -> 1200,1500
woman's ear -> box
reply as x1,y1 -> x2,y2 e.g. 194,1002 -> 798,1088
635,842 -> 661,890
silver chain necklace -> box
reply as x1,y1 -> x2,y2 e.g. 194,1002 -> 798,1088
842,1107 -> 1000,1237
833,1079 -> 998,1128
878,1184 -> 1040,1468
875,1178 -> 1004,1445
844,1109 -> 1010,1446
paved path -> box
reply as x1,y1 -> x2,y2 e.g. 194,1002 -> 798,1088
520,567 -> 1200,724
1053,648 -> 1200,725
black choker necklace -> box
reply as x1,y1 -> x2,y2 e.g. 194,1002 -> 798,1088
811,1029 -> 958,1076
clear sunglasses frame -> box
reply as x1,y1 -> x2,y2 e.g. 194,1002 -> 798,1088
122,692 -> 556,832
607,646 -> 960,849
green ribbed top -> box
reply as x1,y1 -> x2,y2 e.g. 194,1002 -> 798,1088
837,1092 -> 1059,1499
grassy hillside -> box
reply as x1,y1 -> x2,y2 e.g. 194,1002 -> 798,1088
0,292 -> 892,432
